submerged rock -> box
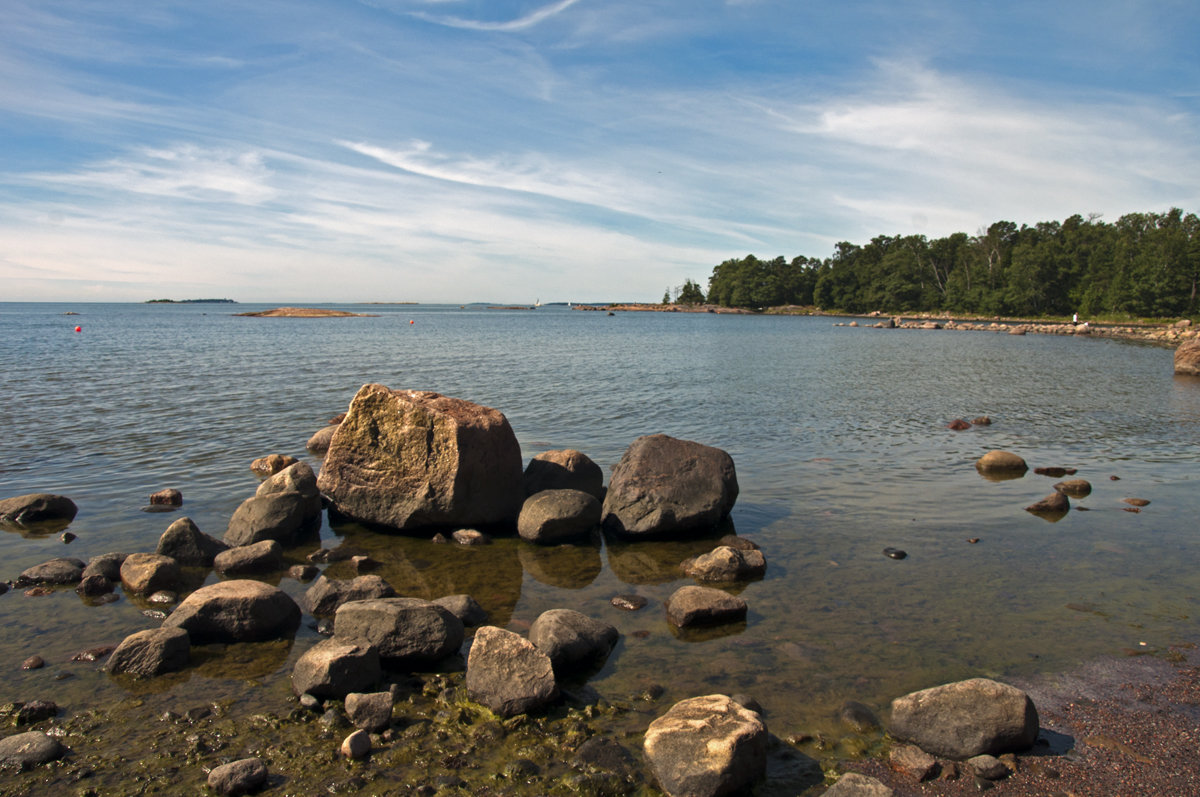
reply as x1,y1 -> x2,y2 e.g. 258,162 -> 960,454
602,434 -> 738,538
681,545 -> 766,582
316,384 -> 524,531
643,694 -> 767,797
665,585 -> 747,628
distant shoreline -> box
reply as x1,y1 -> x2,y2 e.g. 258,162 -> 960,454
145,298 -> 237,304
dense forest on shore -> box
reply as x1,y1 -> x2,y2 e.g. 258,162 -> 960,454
677,209 -> 1200,318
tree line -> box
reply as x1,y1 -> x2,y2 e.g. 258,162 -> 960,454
671,208 -> 1200,318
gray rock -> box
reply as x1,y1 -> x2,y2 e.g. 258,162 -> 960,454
345,691 -> 394,732
888,677 -> 1039,759
119,553 -> 181,594
82,552 -> 127,581
156,517 -> 228,566
105,626 -> 190,677
465,626 -> 558,717
0,493 -> 77,527
602,434 -> 738,538
305,574 -> 396,616
207,757 -> 268,796
528,608 -> 618,675
517,489 -> 601,544
432,594 -> 488,626
224,461 -> 322,547
291,638 -> 381,699
968,754 -> 1010,780
822,772 -> 894,796
0,731 -> 65,770
306,424 -> 337,456
665,585 -> 747,628
334,597 -> 464,667
643,694 -> 767,797
16,557 -> 85,586
75,573 -> 113,597
681,546 -> 766,582
315,385 -> 524,531
1053,479 -> 1092,498
214,539 -> 283,575
163,579 -> 301,644
523,449 -> 605,500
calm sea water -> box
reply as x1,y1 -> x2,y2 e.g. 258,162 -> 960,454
3,302 -> 1200,758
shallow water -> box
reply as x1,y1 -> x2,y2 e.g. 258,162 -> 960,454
3,302 -> 1200,790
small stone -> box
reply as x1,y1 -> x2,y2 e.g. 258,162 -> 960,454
350,555 -> 377,573
148,590 -> 177,605
75,574 -> 114,597
1053,479 -> 1092,498
1122,497 -> 1150,507
1110,475 -> 1121,481
883,548 -> 907,560
341,729 -> 371,759
60,532 -> 76,543
451,528 -> 490,545
207,757 -> 268,796
71,645 -> 116,662
21,656 -> 45,670
611,594 -> 648,611
889,743 -> 937,781
967,538 -> 980,544
299,693 -> 321,710
289,564 -> 320,581
969,754 -> 1010,780
15,700 -> 58,725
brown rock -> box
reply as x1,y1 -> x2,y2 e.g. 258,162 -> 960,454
975,450 -> 1028,475
889,743 -> 938,781
665,585 -> 747,628
163,579 -> 301,643
947,419 -> 971,430
316,384 -> 524,531
465,626 -> 558,717
522,449 -> 605,500
1174,340 -> 1200,375
1123,497 -> 1151,507
1025,492 -> 1070,516
149,488 -> 182,506
1053,479 -> 1092,498
119,553 -> 181,594
643,694 -> 767,797
250,454 -> 298,477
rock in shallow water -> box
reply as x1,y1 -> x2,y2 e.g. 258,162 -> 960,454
465,626 -> 558,717
163,579 -> 301,644
206,757 -> 268,796
665,585 -> 747,629
0,730 -> 65,769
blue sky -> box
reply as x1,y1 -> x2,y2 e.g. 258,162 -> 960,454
2,0 -> 1198,303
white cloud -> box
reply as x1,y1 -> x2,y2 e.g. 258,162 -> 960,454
410,0 -> 585,32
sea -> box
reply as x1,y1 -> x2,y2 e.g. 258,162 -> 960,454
3,301 -> 1200,783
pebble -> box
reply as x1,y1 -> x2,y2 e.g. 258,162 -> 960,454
148,590 -> 177,604
883,547 -> 907,560
142,609 -> 168,620
341,729 -> 371,759
24,587 -> 53,597
20,655 -> 45,670
1122,498 -> 1151,507
967,538 -> 980,544
61,532 -> 76,543
610,594 -> 648,611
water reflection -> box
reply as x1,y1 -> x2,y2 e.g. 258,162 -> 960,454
518,539 -> 602,588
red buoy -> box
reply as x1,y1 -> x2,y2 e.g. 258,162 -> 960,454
409,320 -> 415,325
74,325 -> 82,333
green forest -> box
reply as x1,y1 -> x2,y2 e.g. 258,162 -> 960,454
672,208 -> 1200,319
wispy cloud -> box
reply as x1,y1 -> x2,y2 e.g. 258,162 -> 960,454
410,0 -> 584,32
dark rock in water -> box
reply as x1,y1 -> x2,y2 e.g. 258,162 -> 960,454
289,564 -> 319,581
17,557 -> 85,586
883,548 -> 907,560
432,594 -> 488,626
528,608 -> 618,675
345,691 -> 394,732
350,555 -> 377,573
291,638 -> 382,700
465,626 -> 558,717
839,700 -> 880,732
517,489 -> 601,544
1025,493 -> 1069,516
730,693 -> 763,715
225,461 -> 323,547
329,412 -> 347,425
105,627 -> 190,677
0,493 -> 78,527
214,539 -> 283,575
947,419 -> 971,430
0,582 -> 7,595
665,585 -> 747,628
250,453 -> 298,478
163,579 -> 301,644
149,488 -> 183,507
21,656 -> 44,670
75,574 -> 114,597
119,553 -> 181,594
305,575 -> 396,616
0,730 -> 65,769
523,449 -> 605,500
316,384 -> 524,531
72,644 -> 117,662
306,424 -> 338,456
334,597 -> 464,667
82,552 -> 127,581
15,700 -> 58,725
1034,466 -> 1067,477
207,757 -> 268,797
643,694 -> 767,797
157,517 -> 228,566
1123,497 -> 1151,507
682,545 -> 767,582
602,434 -> 738,538
60,532 -> 75,543
889,677 -> 1039,759
611,594 -> 648,611
1053,479 -> 1092,498
341,729 -> 371,760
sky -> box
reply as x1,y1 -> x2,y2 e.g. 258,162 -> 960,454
2,0 -> 1198,303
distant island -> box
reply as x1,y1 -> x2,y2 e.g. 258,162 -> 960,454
146,298 -> 237,304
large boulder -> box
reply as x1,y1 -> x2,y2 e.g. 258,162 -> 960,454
291,638 -> 381,699
517,489 -> 602,543
163,579 -> 301,644
156,517 -> 228,566
105,627 -> 191,677
888,677 -> 1039,759
224,461 -> 322,547
528,608 -> 618,675
643,694 -> 767,797
305,574 -> 396,616
0,493 -> 77,527
465,626 -> 558,717
523,449 -> 604,500
1175,340 -> 1200,375
333,597 -> 464,667
602,434 -> 738,538
316,384 -> 524,531
119,553 -> 181,594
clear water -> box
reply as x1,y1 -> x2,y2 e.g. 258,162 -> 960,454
3,302 -> 1200,745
